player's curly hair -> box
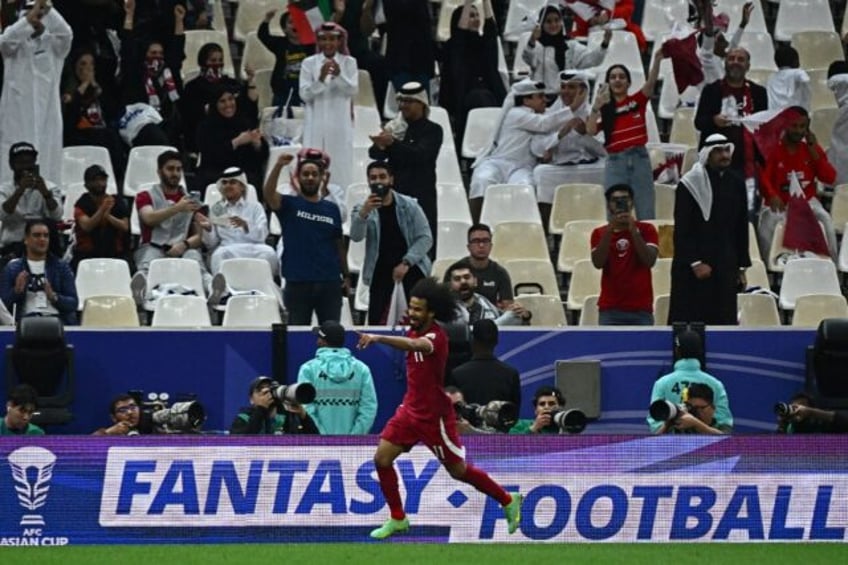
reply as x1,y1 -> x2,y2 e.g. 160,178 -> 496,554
410,278 -> 457,323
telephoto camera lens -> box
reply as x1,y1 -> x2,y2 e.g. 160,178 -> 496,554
548,408 -> 588,434
271,382 -> 316,404
774,402 -> 792,417
649,399 -> 687,422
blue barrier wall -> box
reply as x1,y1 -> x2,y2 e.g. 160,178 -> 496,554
0,327 -> 815,434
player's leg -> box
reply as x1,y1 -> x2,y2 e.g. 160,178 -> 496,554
371,411 -> 416,540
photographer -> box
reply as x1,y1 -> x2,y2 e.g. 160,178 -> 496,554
230,376 -> 318,435
656,383 -> 731,435
445,386 -> 494,434
509,385 -> 566,434
647,330 -> 733,433
590,184 -> 658,325
776,392 -> 848,434
93,394 -> 145,436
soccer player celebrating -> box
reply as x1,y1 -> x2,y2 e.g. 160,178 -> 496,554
357,278 -> 523,539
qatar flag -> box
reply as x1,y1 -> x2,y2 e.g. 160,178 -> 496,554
783,171 -> 830,256
741,107 -> 805,162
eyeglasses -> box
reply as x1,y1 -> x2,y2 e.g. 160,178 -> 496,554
115,404 -> 139,414
687,403 -> 711,413
469,238 -> 492,245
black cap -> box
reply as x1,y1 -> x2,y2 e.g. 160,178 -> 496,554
248,376 -> 274,396
84,164 -> 109,182
675,330 -> 703,359
9,142 -> 37,160
312,320 -> 345,347
471,319 -> 499,346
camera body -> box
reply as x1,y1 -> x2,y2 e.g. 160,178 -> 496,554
546,408 -> 587,434
454,400 -> 518,432
128,390 -> 206,434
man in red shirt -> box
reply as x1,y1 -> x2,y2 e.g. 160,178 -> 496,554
758,107 -> 838,261
357,278 -> 522,540
590,184 -> 658,325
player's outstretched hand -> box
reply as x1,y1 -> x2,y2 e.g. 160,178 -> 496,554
356,332 -> 379,350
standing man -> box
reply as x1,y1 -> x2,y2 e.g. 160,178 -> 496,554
265,151 -> 346,325
70,165 -> 130,272
590,184 -> 658,326
443,224 -> 514,309
1,219 -> 78,324
296,320 -> 378,435
1,384 -> 44,435
369,82 -> 442,255
449,319 -> 521,407
357,278 -> 522,539
0,0 -> 72,185
669,134 -> 751,325
350,161 -> 432,325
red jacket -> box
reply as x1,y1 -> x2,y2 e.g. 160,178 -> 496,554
760,139 -> 836,203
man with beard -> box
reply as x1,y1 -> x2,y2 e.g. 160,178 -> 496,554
264,150 -> 345,325
70,165 -> 130,272
357,278 -> 523,539
448,264 -> 529,326
668,134 -> 751,325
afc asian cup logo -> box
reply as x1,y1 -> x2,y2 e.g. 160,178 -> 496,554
7,446 -> 56,526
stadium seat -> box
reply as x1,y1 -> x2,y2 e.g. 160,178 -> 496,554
779,258 -> 842,310
767,222 -> 829,272
437,220 -> 472,262
652,258 -> 673,298
515,293 -> 567,327
579,295 -> 600,326
669,108 -> 698,147
462,107 -> 501,159
353,105 -> 381,147
791,31 -> 844,72
356,69 -> 378,110
437,183 -> 472,223
584,30 -> 643,82
503,0 -> 546,42
641,0 -> 688,42
549,183 -> 606,235
219,258 -> 283,308
504,258 -> 560,296
145,258 -> 206,311
792,294 -> 848,327
746,68 -> 775,88
347,238 -> 366,275
713,0 -> 769,33
737,293 -> 781,326
263,145 -> 302,186
648,32 -> 674,83
680,147 -> 697,176
210,0 -> 226,33
746,259 -> 771,291
428,106 -> 455,148
62,182 -> 86,223
182,30 -> 235,81
124,145 -> 180,197
479,184 -> 541,225
62,146 -> 118,193
654,183 -> 676,221
233,0 -> 279,43
353,276 -> 369,313
738,32 -> 778,72
512,32 -> 532,78
343,182 -> 370,235
432,257 -> 461,281
566,259 -> 602,311
653,293 -> 670,326
75,259 -> 133,311
240,32 -> 276,79
151,295 -> 212,327
81,296 -> 140,328
222,295 -> 283,327
556,220 -> 603,273
383,81 -> 398,119
436,148 -> 464,185
773,0 -> 835,42
491,222 -> 549,261
811,107 -> 839,152
253,70 -> 275,112
808,69 -> 838,112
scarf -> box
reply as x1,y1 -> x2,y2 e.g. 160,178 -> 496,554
720,78 -> 755,179
144,57 -> 180,110
202,64 -> 223,83
538,5 -> 568,71
680,136 -> 735,221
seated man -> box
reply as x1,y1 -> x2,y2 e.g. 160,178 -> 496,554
445,386 -> 495,435
1,383 -> 44,435
296,321 -> 377,435
196,167 -> 278,277
92,394 -> 144,436
648,330 -> 733,433
70,165 -> 130,272
509,385 -> 567,434
443,223 -> 513,309
230,376 -> 319,435
655,382 -> 732,435
449,319 -> 521,407
448,264 -> 529,326
531,71 -> 606,230
469,78 -> 570,221
1,219 -> 78,324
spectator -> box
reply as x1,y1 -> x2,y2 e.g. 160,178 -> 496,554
531,70 -> 606,230
1,383 -> 44,435
647,329 -> 733,433
350,160 -> 432,325
180,42 -> 251,154
655,382 -> 731,435
296,320 -> 378,435
229,375 -> 319,435
448,264 -> 529,326
521,4 -> 610,96
0,142 -> 62,261
570,0 -> 647,52
509,385 -> 566,434
131,150 -> 211,299
264,151 -> 346,325
119,0 -> 185,147
194,83 -> 267,195
369,82 -> 441,256
669,134 -> 750,325
258,8 -> 313,108
1,218 -> 78,324
470,78 -> 570,222
443,224 -> 514,309
828,61 -> 848,186
195,167 -> 277,278
383,0 -> 435,93
449,319 -> 521,407
61,49 -> 126,184
0,0 -> 72,185
92,394 -> 144,435
586,50 -> 666,221
767,45 -> 811,111
776,393 -> 848,434
299,22 -> 358,194
591,184 -> 658,325
70,165 -> 130,272
439,0 -> 506,144
61,0 -> 123,104
758,106 -> 837,261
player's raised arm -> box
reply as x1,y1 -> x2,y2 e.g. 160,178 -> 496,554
357,332 -> 434,354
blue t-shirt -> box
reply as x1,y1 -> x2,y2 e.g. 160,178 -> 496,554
276,195 -> 342,282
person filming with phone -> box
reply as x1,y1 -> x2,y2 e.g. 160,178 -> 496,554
590,184 -> 658,325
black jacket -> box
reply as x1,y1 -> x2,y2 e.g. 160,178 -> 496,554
229,405 -> 319,435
